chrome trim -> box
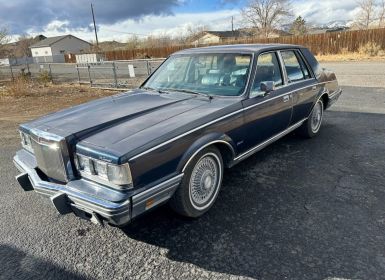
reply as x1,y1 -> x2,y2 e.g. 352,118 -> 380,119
13,151 -> 131,225
233,118 -> 306,163
130,84 -> 317,161
182,140 -> 235,172
328,88 -> 342,99
131,174 -> 184,218
75,153 -> 133,190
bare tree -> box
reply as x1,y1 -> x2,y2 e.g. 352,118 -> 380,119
355,0 -> 376,29
379,0 -> 385,27
242,0 -> 292,38
15,34 -> 34,58
0,27 -> 10,57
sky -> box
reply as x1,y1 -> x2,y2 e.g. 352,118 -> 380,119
0,0 -> 362,42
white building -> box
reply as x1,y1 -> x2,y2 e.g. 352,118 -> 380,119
30,35 -> 91,63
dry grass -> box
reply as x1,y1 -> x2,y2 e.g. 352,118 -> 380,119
316,51 -> 385,62
0,82 -> 118,123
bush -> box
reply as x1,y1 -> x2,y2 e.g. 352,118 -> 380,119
358,42 -> 381,56
6,77 -> 32,97
37,70 -> 52,84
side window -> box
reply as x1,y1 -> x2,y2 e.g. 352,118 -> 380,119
281,50 -> 311,82
251,52 -> 283,96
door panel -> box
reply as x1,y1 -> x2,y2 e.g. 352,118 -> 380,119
285,79 -> 318,124
241,89 -> 292,151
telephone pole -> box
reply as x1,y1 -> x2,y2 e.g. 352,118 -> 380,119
91,3 -> 99,47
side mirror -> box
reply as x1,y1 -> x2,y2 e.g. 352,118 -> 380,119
260,81 -> 275,94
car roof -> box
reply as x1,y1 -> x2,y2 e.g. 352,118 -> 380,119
173,44 -> 303,55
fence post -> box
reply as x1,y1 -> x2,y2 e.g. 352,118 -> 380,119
48,63 -> 53,82
76,64 -> 81,85
112,62 -> 118,88
146,60 -> 151,76
10,64 -> 14,81
87,64 -> 92,87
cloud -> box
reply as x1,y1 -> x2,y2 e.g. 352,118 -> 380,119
292,0 -> 360,24
25,9 -> 240,42
0,0 -> 181,34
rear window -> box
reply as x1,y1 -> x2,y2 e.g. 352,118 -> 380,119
281,50 -> 311,82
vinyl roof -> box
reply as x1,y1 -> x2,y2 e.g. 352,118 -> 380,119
174,44 -> 303,54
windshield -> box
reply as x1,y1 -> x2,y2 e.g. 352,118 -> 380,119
142,53 -> 252,96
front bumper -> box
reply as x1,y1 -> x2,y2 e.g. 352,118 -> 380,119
13,149 -> 182,226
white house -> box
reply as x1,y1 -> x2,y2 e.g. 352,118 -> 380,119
30,35 -> 91,63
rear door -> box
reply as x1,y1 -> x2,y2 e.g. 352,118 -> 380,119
241,51 -> 293,151
279,49 -> 318,125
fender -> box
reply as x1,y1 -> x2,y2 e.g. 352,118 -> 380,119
177,132 -> 236,173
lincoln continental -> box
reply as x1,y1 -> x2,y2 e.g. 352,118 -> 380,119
13,44 -> 342,226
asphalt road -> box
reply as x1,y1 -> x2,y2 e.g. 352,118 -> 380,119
1,86 -> 385,280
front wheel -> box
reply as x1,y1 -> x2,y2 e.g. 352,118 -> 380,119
169,146 -> 223,218
298,98 -> 324,138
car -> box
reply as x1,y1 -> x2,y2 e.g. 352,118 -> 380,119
13,44 -> 342,227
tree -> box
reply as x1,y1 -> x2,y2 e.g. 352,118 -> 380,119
15,34 -> 34,58
0,27 -> 10,57
355,0 -> 376,29
242,0 -> 292,38
379,0 -> 385,27
289,16 -> 307,35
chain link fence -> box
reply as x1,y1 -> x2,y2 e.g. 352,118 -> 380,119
0,58 -> 165,89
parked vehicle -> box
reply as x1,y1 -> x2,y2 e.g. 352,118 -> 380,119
13,44 -> 342,226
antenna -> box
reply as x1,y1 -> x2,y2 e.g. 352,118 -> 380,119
91,3 -> 99,47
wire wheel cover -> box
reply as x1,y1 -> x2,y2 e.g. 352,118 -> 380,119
189,154 -> 220,208
311,101 -> 323,133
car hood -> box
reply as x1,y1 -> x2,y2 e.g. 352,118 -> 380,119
22,89 -> 241,162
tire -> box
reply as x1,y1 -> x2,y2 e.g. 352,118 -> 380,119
298,98 -> 324,138
169,146 -> 224,218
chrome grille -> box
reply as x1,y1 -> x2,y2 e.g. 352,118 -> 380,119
30,130 -> 72,182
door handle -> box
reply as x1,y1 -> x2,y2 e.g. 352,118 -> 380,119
312,86 -> 317,91
283,95 -> 290,102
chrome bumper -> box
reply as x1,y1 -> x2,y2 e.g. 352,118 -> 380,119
327,88 -> 342,108
13,149 -> 183,227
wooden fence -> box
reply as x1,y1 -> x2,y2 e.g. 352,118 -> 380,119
103,28 -> 385,60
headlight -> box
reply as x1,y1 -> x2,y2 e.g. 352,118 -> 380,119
75,154 -> 133,189
19,131 -> 34,153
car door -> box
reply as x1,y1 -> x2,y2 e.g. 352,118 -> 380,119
279,49 -> 319,125
241,51 -> 293,152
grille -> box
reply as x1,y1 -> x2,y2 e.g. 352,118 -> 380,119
30,130 -> 72,182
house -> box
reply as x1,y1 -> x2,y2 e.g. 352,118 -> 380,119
191,29 -> 291,45
191,30 -> 251,45
30,35 -> 91,63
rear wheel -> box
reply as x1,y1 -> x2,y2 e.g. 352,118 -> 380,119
169,146 -> 223,218
298,98 -> 324,138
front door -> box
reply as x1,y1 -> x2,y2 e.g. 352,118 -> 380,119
241,51 -> 293,152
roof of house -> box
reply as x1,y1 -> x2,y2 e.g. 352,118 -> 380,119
204,31 -> 248,38
30,35 -> 91,48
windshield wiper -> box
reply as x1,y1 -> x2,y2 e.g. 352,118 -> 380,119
163,88 -> 213,100
140,86 -> 169,94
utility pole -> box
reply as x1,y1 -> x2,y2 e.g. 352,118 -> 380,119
91,3 -> 99,47
231,16 -> 234,32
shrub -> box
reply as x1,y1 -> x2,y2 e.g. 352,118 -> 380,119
6,77 -> 32,97
37,70 -> 52,84
358,42 -> 381,56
